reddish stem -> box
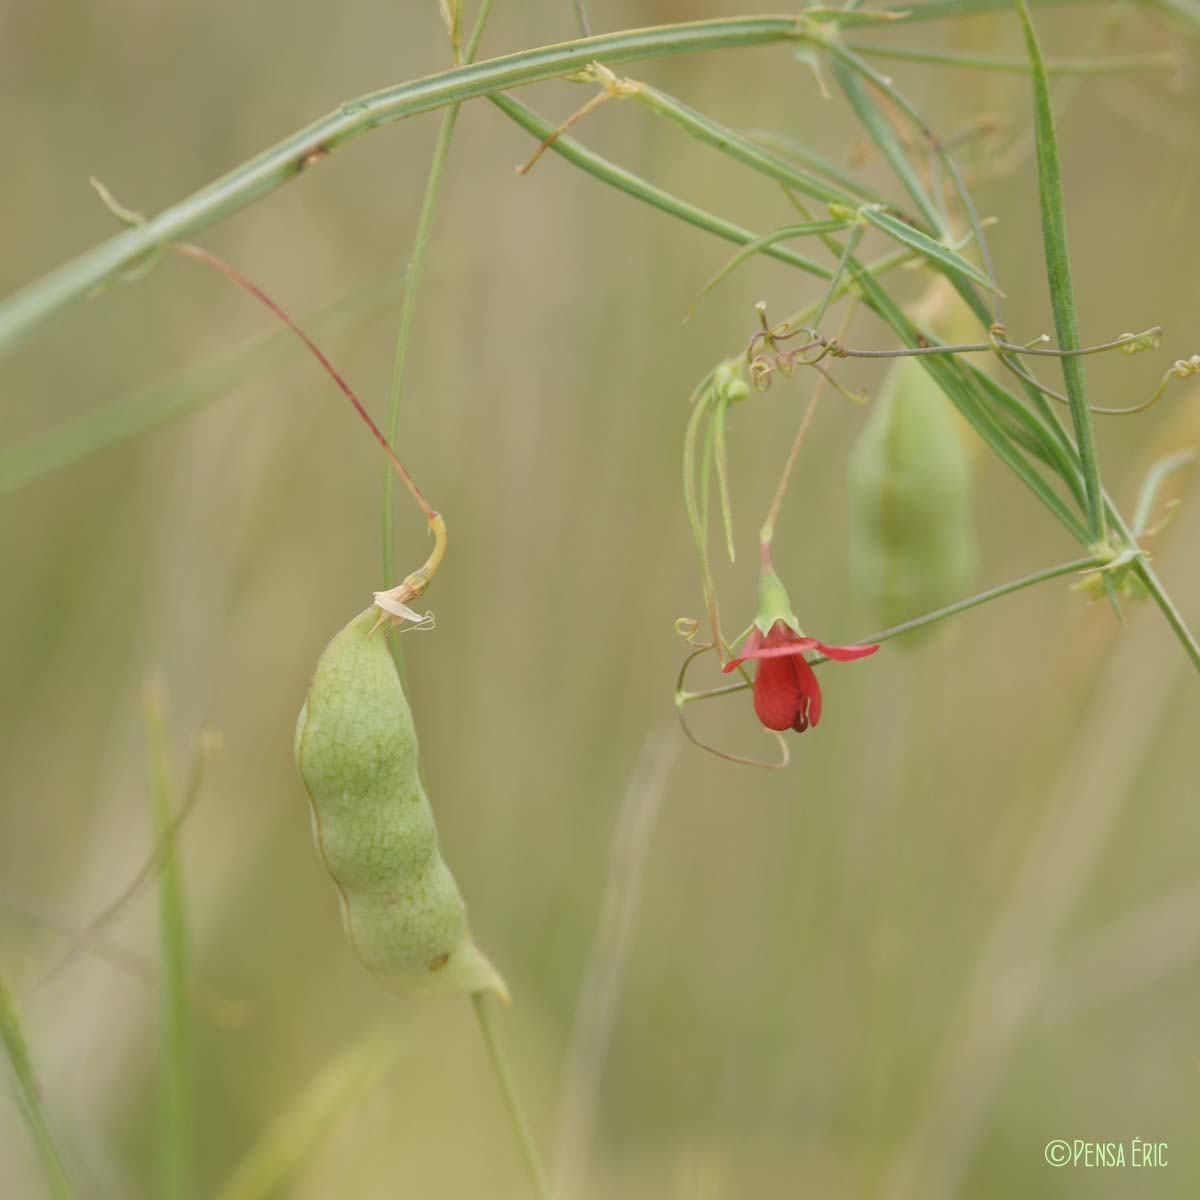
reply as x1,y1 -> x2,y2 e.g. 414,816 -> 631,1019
173,242 -> 437,528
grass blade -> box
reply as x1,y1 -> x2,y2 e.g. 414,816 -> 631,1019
145,683 -> 190,1200
1016,0 -> 1106,542
0,975 -> 74,1199
0,275 -> 403,497
212,1030 -> 405,1200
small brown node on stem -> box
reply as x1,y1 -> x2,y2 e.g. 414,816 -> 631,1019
429,953 -> 451,973
297,144 -> 329,173
516,62 -> 640,176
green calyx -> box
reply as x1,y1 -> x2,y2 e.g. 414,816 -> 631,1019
754,565 -> 802,635
712,356 -> 750,404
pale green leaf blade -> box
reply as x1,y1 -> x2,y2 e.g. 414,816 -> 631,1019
1016,0 -> 1105,539
861,207 -> 1003,294
212,1030 -> 405,1200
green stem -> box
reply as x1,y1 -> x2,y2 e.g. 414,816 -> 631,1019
683,556 -> 1105,702
491,94 -> 831,280
500,68 -> 1090,555
382,0 -> 495,647
878,0 -> 1200,27
1133,557 -> 1200,673
471,992 -> 550,1200
145,683 -> 190,1200
0,976 -> 74,1200
632,84 -> 855,209
847,43 -> 1178,75
839,556 -> 1104,656
0,17 -> 811,353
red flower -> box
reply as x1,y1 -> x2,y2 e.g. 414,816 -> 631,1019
723,621 -> 879,733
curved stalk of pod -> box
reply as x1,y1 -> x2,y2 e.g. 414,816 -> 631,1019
295,607 -> 506,1000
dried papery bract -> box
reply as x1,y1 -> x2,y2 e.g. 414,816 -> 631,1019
295,607 -> 506,1000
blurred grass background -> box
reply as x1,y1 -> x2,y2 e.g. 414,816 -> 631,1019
2,1 -> 1200,1197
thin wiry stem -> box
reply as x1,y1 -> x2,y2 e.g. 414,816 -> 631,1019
471,993 -> 550,1200
37,733 -> 218,993
381,0 -> 495,600
847,42 -> 1179,75
144,683 -> 190,1200
555,733 -> 678,1199
760,302 -> 859,553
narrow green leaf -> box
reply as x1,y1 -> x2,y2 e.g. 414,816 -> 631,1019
497,85 -> 1089,544
712,398 -> 737,563
633,85 -> 859,210
852,269 -> 1091,543
861,207 -> 1003,294
829,44 -> 1005,304
1131,448 -> 1197,535
1016,0 -> 1106,541
492,94 -> 831,282
688,220 -> 850,317
682,374 -> 723,644
965,364 -> 1087,510
743,129 -> 889,205
829,57 -> 945,234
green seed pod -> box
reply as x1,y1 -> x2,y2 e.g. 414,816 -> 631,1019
848,356 -> 977,636
295,608 -> 506,1000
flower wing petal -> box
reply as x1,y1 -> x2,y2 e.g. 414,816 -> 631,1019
724,634 -> 820,671
722,627 -> 770,673
814,641 -> 879,662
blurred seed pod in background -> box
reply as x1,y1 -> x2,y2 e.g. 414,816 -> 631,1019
848,351 -> 979,639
